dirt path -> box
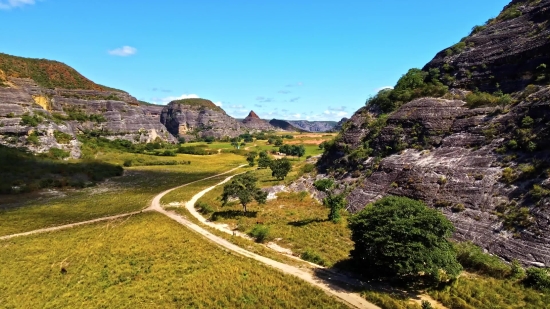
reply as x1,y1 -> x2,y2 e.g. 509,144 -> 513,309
152,172 -> 378,309
0,166 -> 247,241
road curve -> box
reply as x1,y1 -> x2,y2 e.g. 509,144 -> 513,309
151,169 -> 379,309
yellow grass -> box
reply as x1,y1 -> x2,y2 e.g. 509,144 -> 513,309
0,212 -> 347,308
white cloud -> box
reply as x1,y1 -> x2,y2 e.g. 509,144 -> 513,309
0,0 -> 35,10
108,46 -> 137,57
375,86 -> 393,92
152,93 -> 199,105
323,110 -> 349,118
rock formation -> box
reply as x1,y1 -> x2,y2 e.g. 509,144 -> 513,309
0,54 -> 174,157
269,119 -> 337,132
160,98 -> 245,141
241,110 -> 276,131
319,0 -> 550,267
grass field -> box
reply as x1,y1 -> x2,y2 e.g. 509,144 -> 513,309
0,212 -> 347,308
0,153 -> 245,236
195,184 -> 353,266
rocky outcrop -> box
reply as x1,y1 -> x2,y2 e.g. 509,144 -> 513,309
423,0 -> 550,94
0,76 -> 174,157
160,99 -> 244,141
269,119 -> 338,132
319,0 -> 550,267
242,110 -> 276,131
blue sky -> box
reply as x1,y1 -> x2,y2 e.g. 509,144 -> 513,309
1,0 -> 510,120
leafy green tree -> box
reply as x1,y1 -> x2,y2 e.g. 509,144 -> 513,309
314,179 -> 334,192
220,173 -> 267,213
258,151 -> 272,169
230,137 -> 242,149
293,145 -> 306,160
270,158 -> 292,180
324,193 -> 346,223
246,151 -> 257,167
274,138 -> 284,146
348,196 -> 462,283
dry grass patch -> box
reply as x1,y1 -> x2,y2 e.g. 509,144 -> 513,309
0,212 -> 347,308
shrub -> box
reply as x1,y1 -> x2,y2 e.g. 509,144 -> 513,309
523,267 -> 550,291
301,163 -> 315,174
53,130 -> 72,144
531,184 -> 550,201
27,132 -> 40,145
196,201 -> 214,214
300,249 -> 327,266
501,167 -> 517,184
522,116 -> 534,127
454,242 -> 511,278
314,179 -> 334,192
48,147 -> 70,160
248,224 -> 271,243
123,159 -> 133,167
324,193 -> 346,223
20,113 -> 43,126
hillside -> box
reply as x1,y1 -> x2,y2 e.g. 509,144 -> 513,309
269,119 -> 338,132
0,53 -> 174,157
0,53 -> 121,91
320,0 -> 550,267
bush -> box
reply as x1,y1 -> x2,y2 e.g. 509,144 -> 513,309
53,130 -> 72,144
123,159 -> 133,167
300,249 -> 327,266
454,242 -> 511,278
196,201 -> 214,214
366,68 -> 448,113
20,113 -> 43,126
248,224 -> 271,243
523,268 -> 550,291
314,179 -> 334,192
349,196 -> 462,283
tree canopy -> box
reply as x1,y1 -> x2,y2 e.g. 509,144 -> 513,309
221,173 -> 267,213
270,158 -> 292,180
348,196 -> 462,283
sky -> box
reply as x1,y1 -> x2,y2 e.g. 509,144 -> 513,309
0,0 -> 510,121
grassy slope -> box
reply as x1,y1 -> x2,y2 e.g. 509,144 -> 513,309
0,153 -> 245,236
171,98 -> 224,112
0,52 -> 119,91
0,212 -> 347,309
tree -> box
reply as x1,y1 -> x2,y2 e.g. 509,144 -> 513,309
258,151 -> 272,169
348,196 -> 462,283
246,151 -> 257,167
293,145 -> 306,160
220,173 -> 267,213
274,138 -> 284,146
230,137 -> 242,149
270,158 -> 292,180
324,193 -> 346,223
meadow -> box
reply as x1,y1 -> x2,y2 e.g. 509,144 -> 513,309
0,152 -> 245,236
0,212 -> 348,308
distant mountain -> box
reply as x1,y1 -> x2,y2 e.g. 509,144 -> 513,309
269,119 -> 337,132
241,110 -> 276,131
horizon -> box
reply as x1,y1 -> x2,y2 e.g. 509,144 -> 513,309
1,0 -> 510,120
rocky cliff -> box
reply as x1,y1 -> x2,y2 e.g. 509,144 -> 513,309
160,98 -> 245,141
241,110 -> 276,131
269,119 -> 337,132
320,0 -> 550,267
0,53 -> 174,157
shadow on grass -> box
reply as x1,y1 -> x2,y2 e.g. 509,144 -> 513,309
287,218 -> 327,227
313,259 -> 442,306
211,210 -> 258,220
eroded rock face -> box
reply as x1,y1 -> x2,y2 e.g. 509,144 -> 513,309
160,100 -> 244,141
424,0 -> 550,93
322,94 -> 550,267
242,110 -> 276,131
0,77 -> 174,157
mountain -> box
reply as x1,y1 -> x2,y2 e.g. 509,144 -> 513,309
320,0 -> 550,267
0,53 -> 174,158
160,98 -> 245,141
269,119 -> 338,132
241,110 -> 277,131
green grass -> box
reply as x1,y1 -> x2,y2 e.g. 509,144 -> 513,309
0,153 -> 245,236
196,187 -> 353,266
0,212 -> 347,308
429,275 -> 550,309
